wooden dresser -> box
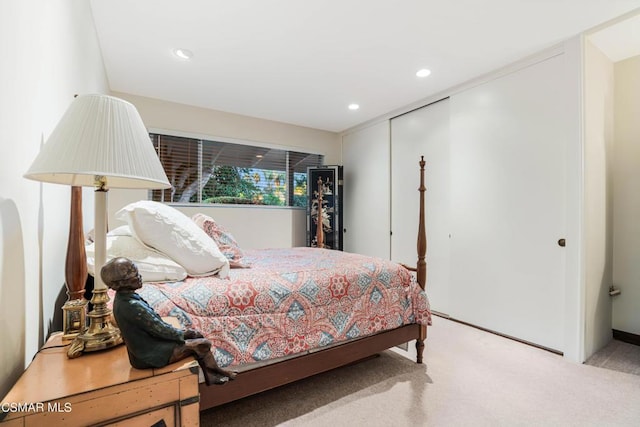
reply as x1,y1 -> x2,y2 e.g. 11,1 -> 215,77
0,333 -> 200,426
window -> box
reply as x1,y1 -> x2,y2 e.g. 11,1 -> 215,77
150,134 -> 324,207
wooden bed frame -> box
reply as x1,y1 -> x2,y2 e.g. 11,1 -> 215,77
197,157 -> 428,410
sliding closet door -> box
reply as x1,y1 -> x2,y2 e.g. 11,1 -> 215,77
449,54 -> 568,352
391,99 -> 451,315
342,121 -> 390,259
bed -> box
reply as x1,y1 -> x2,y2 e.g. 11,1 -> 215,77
93,157 -> 431,411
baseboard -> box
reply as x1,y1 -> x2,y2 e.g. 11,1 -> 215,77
613,329 -> 640,346
433,312 -> 563,356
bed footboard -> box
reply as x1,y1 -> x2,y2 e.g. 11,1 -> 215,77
199,324 -> 422,410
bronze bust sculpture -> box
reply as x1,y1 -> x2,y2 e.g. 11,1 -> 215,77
102,257 -> 237,385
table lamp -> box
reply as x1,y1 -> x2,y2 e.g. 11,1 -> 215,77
24,94 -> 171,357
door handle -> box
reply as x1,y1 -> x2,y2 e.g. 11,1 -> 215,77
558,238 -> 566,247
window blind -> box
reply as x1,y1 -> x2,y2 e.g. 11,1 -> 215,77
150,134 -> 323,206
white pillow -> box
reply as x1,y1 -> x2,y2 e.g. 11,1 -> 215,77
115,201 -> 230,277
86,234 -> 187,282
108,225 -> 133,236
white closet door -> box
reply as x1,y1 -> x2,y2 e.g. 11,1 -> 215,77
391,99 -> 451,315
342,121 -> 390,259
449,54 -> 568,352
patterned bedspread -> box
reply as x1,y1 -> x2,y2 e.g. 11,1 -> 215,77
126,247 -> 431,367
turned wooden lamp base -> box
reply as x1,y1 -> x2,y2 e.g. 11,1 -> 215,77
61,186 -> 89,340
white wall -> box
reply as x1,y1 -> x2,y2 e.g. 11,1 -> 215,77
583,40 -> 615,356
107,93 -> 340,248
169,204 -> 305,250
113,93 -> 341,165
0,0 -> 109,397
341,121 -> 390,259
612,55 -> 640,335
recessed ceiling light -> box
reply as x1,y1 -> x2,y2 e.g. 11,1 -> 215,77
416,68 -> 431,78
173,48 -> 193,60
348,104 -> 360,110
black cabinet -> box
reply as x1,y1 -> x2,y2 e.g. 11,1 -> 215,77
307,165 -> 343,250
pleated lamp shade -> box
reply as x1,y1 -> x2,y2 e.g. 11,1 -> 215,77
24,94 -> 170,189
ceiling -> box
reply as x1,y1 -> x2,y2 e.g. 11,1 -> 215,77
588,12 -> 640,62
89,0 -> 640,133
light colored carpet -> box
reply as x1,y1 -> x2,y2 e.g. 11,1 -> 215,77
585,339 -> 640,375
200,317 -> 640,426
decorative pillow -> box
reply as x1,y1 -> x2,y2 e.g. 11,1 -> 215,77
115,201 -> 230,277
192,213 -> 248,268
86,233 -> 187,282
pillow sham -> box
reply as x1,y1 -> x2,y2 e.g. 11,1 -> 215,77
115,201 -> 230,278
191,213 -> 247,268
86,234 -> 187,282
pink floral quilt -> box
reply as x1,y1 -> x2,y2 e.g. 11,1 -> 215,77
128,247 -> 431,367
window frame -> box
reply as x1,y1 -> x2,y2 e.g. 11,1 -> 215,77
148,129 -> 324,209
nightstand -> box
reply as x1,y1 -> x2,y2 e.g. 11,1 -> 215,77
0,333 -> 200,426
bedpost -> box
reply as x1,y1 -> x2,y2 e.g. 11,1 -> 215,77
316,177 -> 324,249
417,156 -> 427,291
416,156 -> 427,363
